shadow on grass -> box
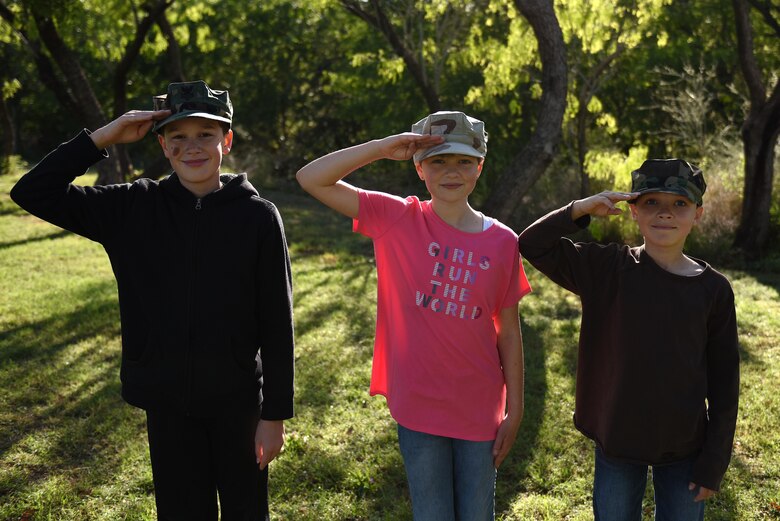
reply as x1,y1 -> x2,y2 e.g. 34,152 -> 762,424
293,259 -> 377,410
0,278 -> 150,514
0,229 -> 70,251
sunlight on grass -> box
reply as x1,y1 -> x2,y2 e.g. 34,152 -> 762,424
2,172 -> 779,520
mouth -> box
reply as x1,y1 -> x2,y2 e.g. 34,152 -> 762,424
183,159 -> 208,167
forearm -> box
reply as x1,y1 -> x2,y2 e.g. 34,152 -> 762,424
497,307 -> 524,422
296,139 -> 384,192
10,131 -> 107,233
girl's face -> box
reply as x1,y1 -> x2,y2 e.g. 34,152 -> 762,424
416,154 -> 483,205
158,117 -> 232,197
630,192 -> 703,251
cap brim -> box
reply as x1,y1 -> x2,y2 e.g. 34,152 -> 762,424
629,187 -> 697,204
153,111 -> 232,133
414,142 -> 485,163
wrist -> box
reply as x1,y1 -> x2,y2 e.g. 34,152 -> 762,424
570,200 -> 586,221
89,128 -> 110,151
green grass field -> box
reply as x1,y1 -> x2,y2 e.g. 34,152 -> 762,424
1,171 -> 778,520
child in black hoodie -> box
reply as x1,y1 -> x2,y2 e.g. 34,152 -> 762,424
11,80 -> 295,521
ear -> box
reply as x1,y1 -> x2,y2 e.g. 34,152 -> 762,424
694,205 -> 704,223
157,133 -> 171,159
629,203 -> 638,221
415,161 -> 425,181
223,129 -> 234,155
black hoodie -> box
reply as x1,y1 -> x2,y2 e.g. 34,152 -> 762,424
11,130 -> 294,420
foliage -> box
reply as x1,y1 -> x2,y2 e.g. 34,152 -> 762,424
0,0 -> 778,254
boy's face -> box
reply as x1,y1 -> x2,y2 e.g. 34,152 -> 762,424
157,117 -> 233,197
630,192 -> 703,251
415,153 -> 483,204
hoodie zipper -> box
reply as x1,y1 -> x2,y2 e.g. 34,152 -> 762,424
183,197 -> 202,414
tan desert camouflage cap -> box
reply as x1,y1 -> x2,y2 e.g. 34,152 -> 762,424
411,111 -> 488,163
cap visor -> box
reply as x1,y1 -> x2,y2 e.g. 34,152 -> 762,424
631,188 -> 697,204
416,142 -> 485,162
153,111 -> 232,133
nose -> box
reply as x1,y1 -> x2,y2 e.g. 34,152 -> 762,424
656,202 -> 673,217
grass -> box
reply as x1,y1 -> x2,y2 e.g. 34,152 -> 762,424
1,170 -> 779,520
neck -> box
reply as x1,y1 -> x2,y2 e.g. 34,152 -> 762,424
642,243 -> 699,275
182,177 -> 222,199
431,199 -> 482,233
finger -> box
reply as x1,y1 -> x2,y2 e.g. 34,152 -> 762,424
255,443 -> 263,465
258,447 -> 279,469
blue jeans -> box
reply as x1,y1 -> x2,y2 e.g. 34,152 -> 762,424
397,424 -> 496,521
593,446 -> 705,521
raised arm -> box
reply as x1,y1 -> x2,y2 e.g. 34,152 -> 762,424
295,133 -> 444,219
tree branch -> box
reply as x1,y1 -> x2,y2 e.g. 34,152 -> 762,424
746,0 -> 780,37
733,0 -> 767,103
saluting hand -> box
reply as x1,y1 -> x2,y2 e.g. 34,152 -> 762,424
571,191 -> 639,220
89,109 -> 172,150
376,133 -> 445,161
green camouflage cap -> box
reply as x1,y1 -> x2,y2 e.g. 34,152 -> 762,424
152,80 -> 232,133
411,111 -> 488,163
630,159 -> 706,206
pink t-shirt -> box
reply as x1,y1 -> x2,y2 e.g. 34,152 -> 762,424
354,190 -> 531,441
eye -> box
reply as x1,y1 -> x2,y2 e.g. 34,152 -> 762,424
458,158 -> 475,165
643,198 -> 657,205
674,199 -> 688,207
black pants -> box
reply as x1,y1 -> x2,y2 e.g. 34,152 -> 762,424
145,409 -> 269,521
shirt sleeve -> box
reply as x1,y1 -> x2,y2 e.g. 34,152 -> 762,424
10,130 -> 127,244
255,203 -> 296,420
517,202 -> 595,296
691,278 -> 740,491
353,189 -> 414,239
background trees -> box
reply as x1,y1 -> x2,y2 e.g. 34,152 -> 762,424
1,0 -> 778,260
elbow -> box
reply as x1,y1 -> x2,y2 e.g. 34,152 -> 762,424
9,182 -> 26,208
295,168 -> 313,194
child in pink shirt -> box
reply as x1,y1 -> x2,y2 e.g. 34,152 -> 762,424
297,111 -> 531,520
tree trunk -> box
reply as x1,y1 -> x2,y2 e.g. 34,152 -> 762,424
731,0 -> 780,258
32,12 -> 126,185
0,96 -> 14,175
483,0 -> 568,223
157,11 -> 186,83
733,87 -> 780,256
111,0 -> 172,181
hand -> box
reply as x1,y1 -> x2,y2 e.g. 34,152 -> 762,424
255,419 -> 285,469
89,109 -> 171,150
689,482 -> 717,502
492,414 -> 522,469
376,133 -> 445,161
571,191 -> 638,220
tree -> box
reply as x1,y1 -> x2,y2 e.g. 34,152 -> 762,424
0,0 -> 175,183
732,0 -> 780,257
482,0 -> 567,222
557,0 -> 668,198
340,0 -> 491,113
